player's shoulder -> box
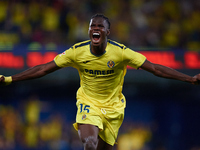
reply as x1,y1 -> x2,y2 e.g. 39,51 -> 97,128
107,39 -> 127,50
71,40 -> 91,50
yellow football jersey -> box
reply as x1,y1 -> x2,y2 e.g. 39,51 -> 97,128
54,39 -> 146,110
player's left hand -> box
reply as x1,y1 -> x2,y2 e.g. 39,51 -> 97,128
192,74 -> 200,85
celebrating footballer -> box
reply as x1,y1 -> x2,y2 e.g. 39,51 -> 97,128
1,14 -> 200,150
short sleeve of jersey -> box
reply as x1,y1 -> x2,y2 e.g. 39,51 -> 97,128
54,47 -> 75,68
123,48 -> 146,69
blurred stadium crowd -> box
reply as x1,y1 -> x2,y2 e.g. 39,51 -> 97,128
0,97 -> 82,150
0,0 -> 200,50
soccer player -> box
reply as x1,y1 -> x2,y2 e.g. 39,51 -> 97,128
1,14 -> 200,150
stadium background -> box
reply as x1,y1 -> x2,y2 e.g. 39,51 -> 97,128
0,0 -> 200,150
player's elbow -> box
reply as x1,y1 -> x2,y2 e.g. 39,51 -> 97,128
153,70 -> 163,77
151,66 -> 163,77
32,64 -> 49,78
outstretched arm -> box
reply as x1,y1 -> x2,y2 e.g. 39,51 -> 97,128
140,60 -> 200,85
0,61 -> 60,85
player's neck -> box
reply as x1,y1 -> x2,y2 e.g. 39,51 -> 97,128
91,41 -> 107,56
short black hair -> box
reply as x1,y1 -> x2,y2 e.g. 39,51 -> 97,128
91,14 -> 111,29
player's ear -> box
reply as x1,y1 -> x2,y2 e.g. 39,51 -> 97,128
106,29 -> 110,36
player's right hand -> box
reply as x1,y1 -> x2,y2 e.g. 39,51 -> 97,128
0,75 -> 12,85
0,75 -> 5,84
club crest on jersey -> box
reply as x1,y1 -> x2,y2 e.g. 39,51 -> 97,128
82,114 -> 86,120
107,60 -> 115,68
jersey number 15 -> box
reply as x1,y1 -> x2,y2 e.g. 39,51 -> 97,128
80,104 -> 90,113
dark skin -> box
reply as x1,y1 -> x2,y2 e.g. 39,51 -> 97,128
1,16 -> 200,150
88,17 -> 110,55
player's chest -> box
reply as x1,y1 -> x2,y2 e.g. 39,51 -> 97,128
75,52 -> 122,71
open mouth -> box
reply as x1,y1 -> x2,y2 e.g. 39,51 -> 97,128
92,33 -> 100,42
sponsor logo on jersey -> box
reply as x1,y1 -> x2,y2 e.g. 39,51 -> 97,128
85,69 -> 114,75
107,60 -> 115,68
